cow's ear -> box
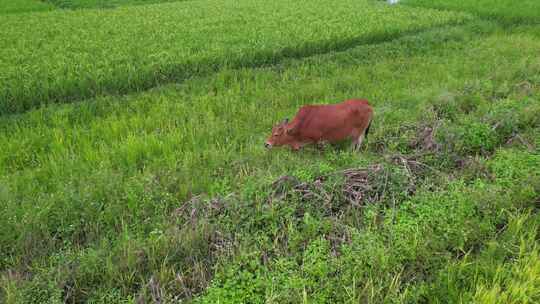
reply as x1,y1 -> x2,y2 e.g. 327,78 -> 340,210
282,118 -> 289,125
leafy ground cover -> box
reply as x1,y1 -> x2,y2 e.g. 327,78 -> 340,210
1,0 -> 539,303
0,0 -> 469,114
197,149 -> 540,303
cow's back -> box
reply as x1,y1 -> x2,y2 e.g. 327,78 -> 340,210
317,99 -> 371,123
343,98 -> 371,109
288,99 -> 372,140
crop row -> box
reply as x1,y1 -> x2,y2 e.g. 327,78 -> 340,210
0,0 -> 55,14
45,0 -> 182,9
0,0 -> 184,14
0,0 -> 470,114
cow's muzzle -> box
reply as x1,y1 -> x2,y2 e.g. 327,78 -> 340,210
264,142 -> 272,149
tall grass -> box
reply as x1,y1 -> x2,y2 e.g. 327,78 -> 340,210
0,0 -> 470,114
422,210 -> 540,303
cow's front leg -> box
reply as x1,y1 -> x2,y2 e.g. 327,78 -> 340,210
290,143 -> 302,151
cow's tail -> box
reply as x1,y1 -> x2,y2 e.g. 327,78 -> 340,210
364,118 -> 372,139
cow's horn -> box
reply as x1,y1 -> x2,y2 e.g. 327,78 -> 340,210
283,118 -> 289,124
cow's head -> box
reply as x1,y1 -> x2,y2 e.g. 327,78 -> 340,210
265,118 -> 291,148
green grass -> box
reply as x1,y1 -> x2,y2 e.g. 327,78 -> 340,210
0,0 -> 55,14
424,210 -> 540,303
0,0 -> 470,114
1,0 -> 540,302
197,149 -> 540,303
1,18 -> 540,302
403,0 -> 540,24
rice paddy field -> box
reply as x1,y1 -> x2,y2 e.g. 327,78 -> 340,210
1,0 -> 539,303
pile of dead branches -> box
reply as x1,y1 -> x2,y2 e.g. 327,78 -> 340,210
270,163 -> 413,210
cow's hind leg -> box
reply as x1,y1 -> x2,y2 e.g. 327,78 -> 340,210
352,118 -> 371,152
355,133 -> 365,152
351,133 -> 365,152
350,129 -> 364,152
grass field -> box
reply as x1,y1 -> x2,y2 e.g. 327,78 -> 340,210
1,0 -> 539,303
0,0 -> 468,114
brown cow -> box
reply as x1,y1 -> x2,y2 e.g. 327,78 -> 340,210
265,98 -> 373,151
